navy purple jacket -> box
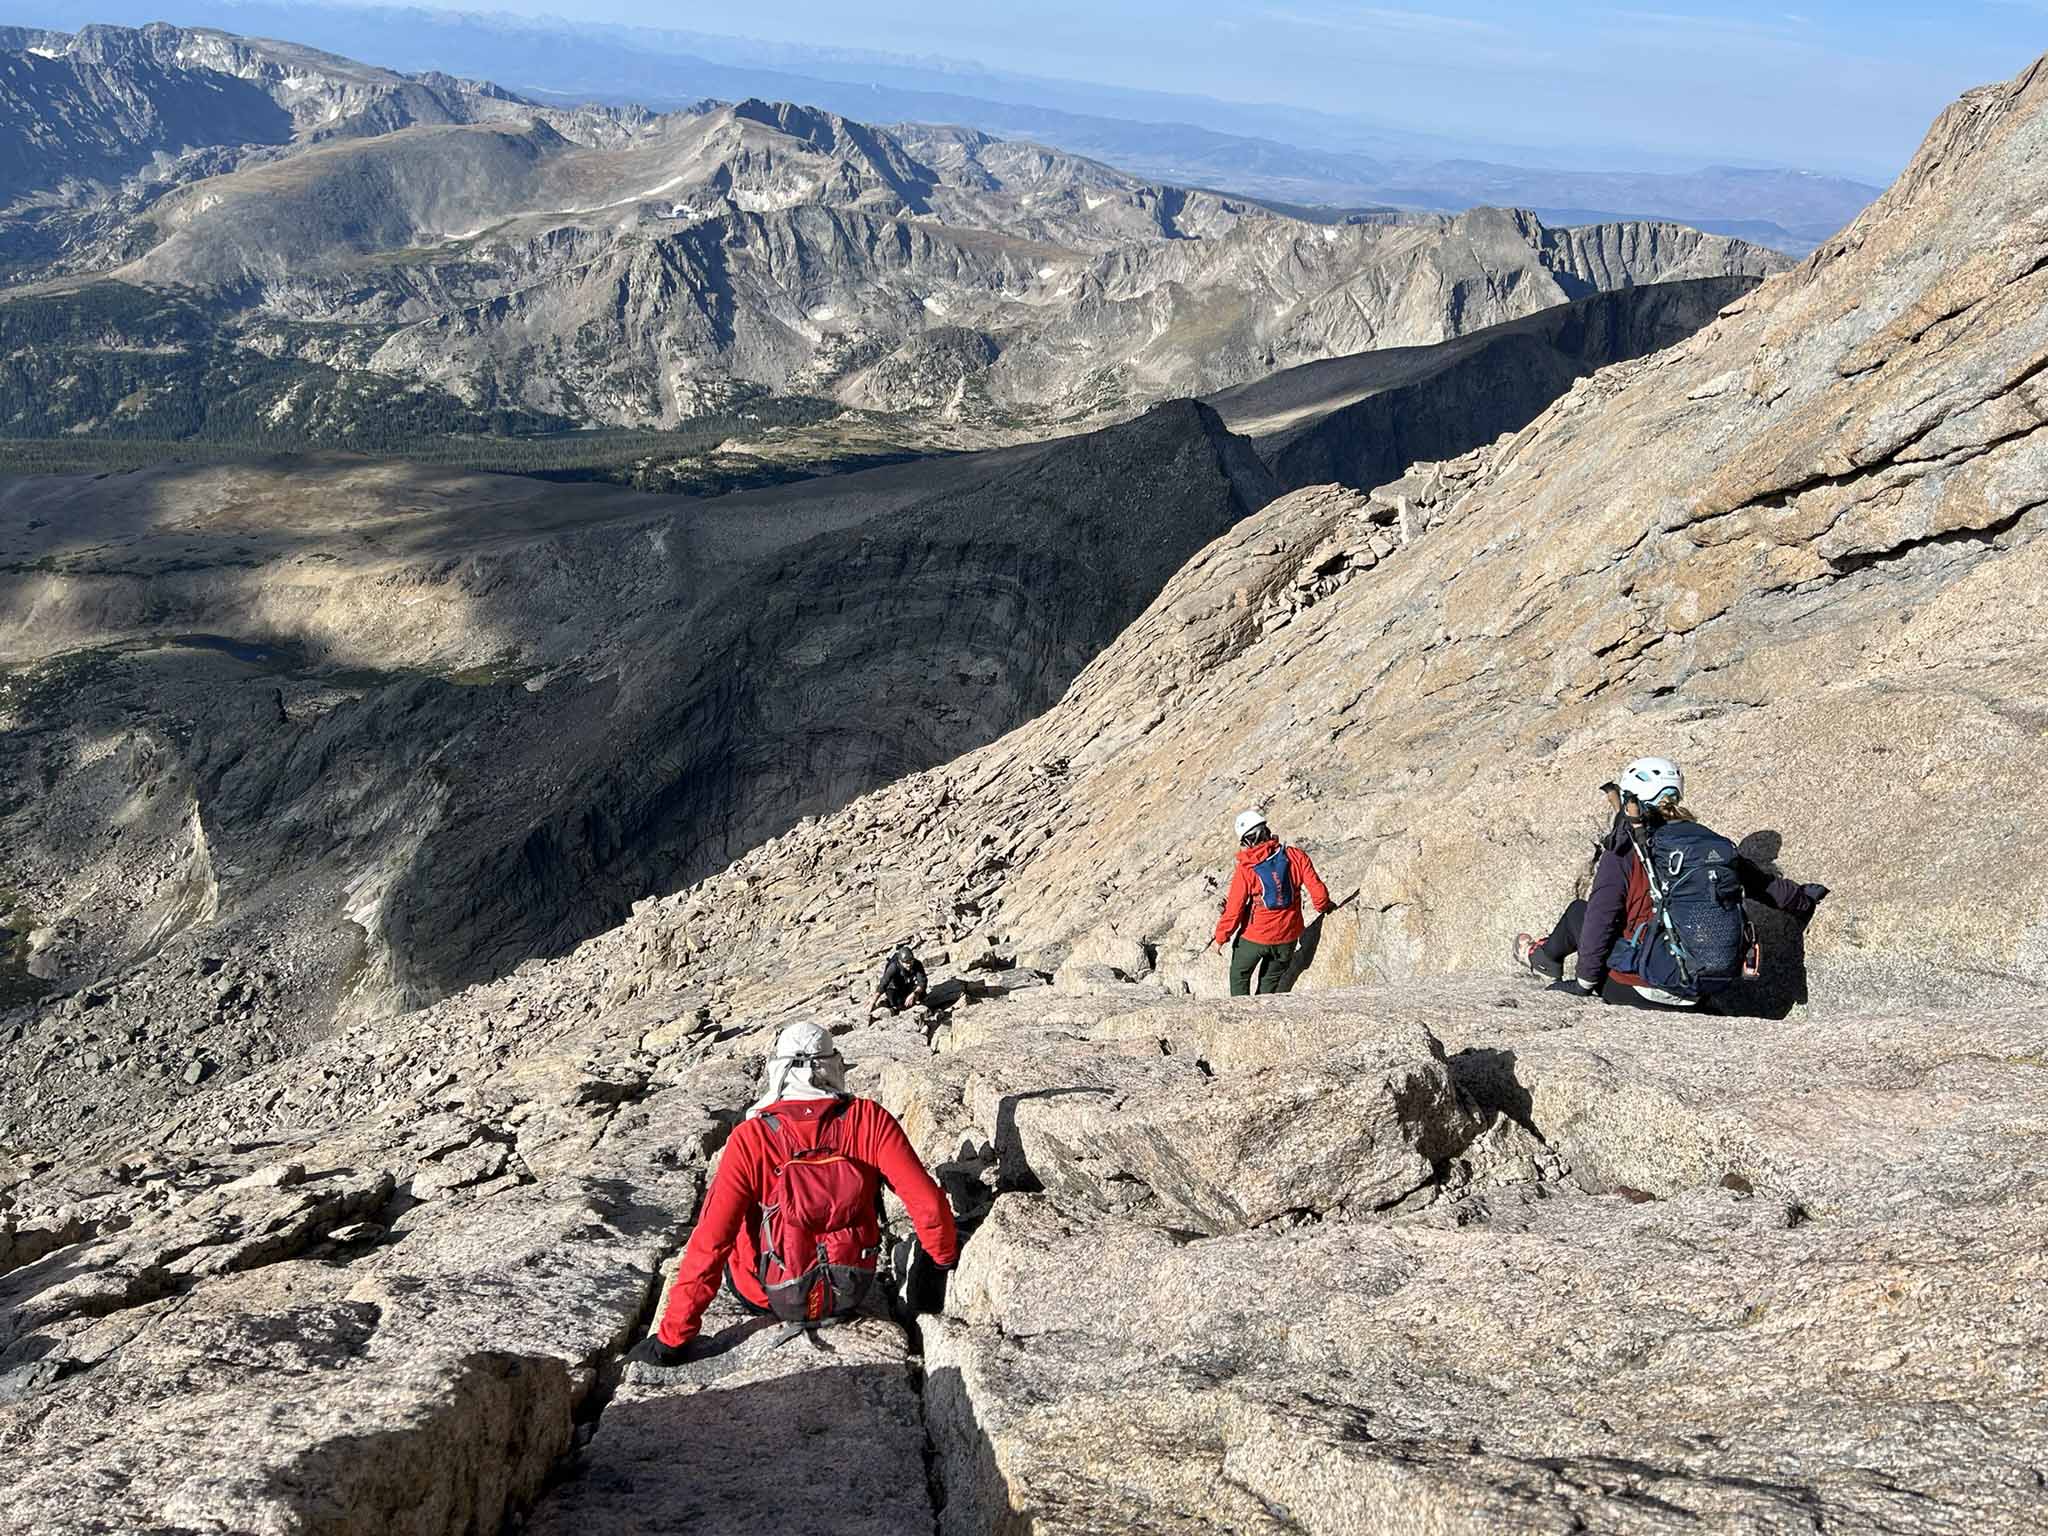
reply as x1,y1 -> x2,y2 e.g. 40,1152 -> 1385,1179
1577,814 -> 1822,989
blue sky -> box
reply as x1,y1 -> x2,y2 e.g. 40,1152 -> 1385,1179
412,0 -> 2048,180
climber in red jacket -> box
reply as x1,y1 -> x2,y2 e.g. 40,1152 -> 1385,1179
1207,809 -> 1335,996
635,1021 -> 959,1362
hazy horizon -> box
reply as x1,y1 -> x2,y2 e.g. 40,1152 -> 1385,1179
341,0 -> 2048,183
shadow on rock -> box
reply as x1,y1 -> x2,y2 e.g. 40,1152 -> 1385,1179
920,1360 -> 1006,1536
1719,830 -> 1811,1021
1444,1046 -> 1540,1140
993,1087 -> 1115,1193
263,1351 -> 571,1532
581,1178 -> 692,1243
1276,908 -> 1338,993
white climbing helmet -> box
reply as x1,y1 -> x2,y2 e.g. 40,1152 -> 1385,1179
1617,756 -> 1684,808
1234,808 -> 1269,841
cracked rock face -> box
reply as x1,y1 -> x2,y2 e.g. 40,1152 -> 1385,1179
916,986 -> 2048,1536
3,972 -> 2041,1534
883,1015 -> 1480,1234
0,973 -> 715,1534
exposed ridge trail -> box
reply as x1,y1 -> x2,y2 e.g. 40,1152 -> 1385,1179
2,963 -> 2041,1531
1,47 -> 2047,1536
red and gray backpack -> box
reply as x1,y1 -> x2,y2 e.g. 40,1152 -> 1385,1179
750,1100 -> 880,1327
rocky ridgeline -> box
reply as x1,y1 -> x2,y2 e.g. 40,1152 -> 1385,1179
2,51 -> 2047,1536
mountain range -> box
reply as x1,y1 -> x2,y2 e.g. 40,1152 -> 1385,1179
0,23 -> 1784,449
7,0 -> 1888,252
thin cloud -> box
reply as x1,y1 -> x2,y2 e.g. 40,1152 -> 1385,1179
1596,7 -> 1812,40
1261,5 -> 1515,37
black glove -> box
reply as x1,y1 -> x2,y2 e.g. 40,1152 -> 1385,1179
1546,977 -> 1598,999
906,1254 -> 953,1317
892,1239 -> 953,1317
626,1336 -> 688,1369
1797,884 -> 1830,926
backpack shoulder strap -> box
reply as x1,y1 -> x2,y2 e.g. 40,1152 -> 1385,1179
1628,820 -> 1697,985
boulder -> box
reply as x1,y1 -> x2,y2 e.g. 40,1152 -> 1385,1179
928,1090 -> 2047,1533
1059,920 -> 1154,980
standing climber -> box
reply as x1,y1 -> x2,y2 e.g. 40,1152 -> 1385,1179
1207,810 -> 1336,996
634,1021 -> 959,1363
867,942 -> 928,1021
1514,757 -> 1828,1010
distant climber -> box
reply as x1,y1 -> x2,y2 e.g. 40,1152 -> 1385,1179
634,1021 -> 959,1364
1207,810 -> 1336,996
1515,757 -> 1828,1010
867,942 -> 928,1021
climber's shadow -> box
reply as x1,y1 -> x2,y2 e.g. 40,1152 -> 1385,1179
1717,830 -> 1810,1021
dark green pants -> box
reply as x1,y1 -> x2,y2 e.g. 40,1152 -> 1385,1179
1229,937 -> 1296,996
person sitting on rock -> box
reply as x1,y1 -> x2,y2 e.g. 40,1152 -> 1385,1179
867,943 -> 929,1021
635,1020 -> 959,1364
1515,757 -> 1828,1011
1205,809 -> 1336,996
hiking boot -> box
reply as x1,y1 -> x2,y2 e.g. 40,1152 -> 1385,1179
1515,933 -> 1563,980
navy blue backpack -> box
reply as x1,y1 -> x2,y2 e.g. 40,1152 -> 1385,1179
1623,821 -> 1750,997
1251,846 -> 1295,910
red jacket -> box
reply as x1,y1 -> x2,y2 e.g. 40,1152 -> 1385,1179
1212,839 -> 1333,946
656,1094 -> 958,1347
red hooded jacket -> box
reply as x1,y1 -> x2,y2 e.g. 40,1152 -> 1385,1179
656,1094 -> 958,1348
1212,838 -> 1333,946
